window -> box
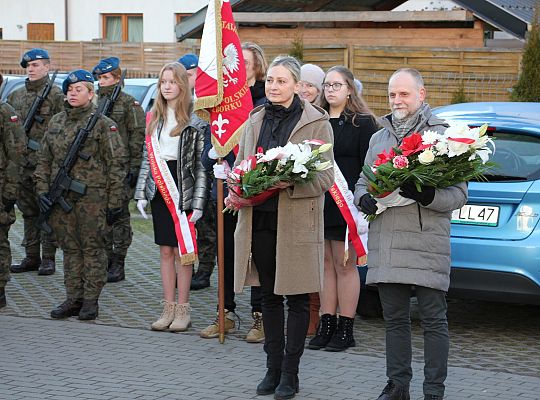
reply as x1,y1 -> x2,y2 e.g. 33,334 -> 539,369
103,14 -> 143,42
175,13 -> 193,24
27,23 -> 54,40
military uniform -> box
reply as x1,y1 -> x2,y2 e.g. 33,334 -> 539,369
7,74 -> 64,273
34,81 -> 128,319
97,85 -> 145,280
0,102 -> 28,307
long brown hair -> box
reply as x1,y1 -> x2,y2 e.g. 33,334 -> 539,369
241,42 -> 268,81
320,65 -> 375,126
148,62 -> 192,137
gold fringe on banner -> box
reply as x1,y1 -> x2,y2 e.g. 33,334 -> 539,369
179,252 -> 198,266
211,120 -> 248,158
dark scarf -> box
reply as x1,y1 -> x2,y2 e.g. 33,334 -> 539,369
253,94 -> 303,215
257,94 -> 302,152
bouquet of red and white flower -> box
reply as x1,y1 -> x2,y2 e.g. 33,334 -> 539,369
362,124 -> 496,219
224,140 -> 333,213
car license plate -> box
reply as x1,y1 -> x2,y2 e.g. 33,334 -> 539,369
451,205 -> 499,226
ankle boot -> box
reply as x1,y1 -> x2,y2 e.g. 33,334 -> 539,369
38,258 -> 56,276
325,315 -> 356,352
169,302 -> 191,332
274,372 -> 299,400
190,269 -> 211,290
307,313 -> 337,350
10,256 -> 41,273
256,368 -> 281,395
151,300 -> 176,331
307,293 -> 320,336
0,287 -> 6,308
50,299 -> 83,319
377,380 -> 410,400
78,299 -> 99,320
107,254 -> 125,283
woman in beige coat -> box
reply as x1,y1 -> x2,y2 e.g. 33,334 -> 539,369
229,55 -> 334,400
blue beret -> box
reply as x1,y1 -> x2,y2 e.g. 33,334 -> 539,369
92,57 -> 120,77
178,53 -> 199,70
62,69 -> 95,94
20,48 -> 50,68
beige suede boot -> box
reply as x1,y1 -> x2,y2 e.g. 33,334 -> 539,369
151,300 -> 176,331
169,302 -> 191,332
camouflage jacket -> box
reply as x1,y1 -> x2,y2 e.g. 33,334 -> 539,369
7,75 -> 65,167
97,86 -> 145,175
0,102 -> 27,203
34,102 -> 128,209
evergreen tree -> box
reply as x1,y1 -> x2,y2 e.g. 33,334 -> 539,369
512,4 -> 540,101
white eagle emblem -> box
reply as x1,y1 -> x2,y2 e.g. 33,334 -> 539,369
222,43 -> 240,87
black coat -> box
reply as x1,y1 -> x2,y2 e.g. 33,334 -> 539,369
324,112 -> 379,231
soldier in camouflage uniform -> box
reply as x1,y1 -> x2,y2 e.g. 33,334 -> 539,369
34,70 -> 128,320
0,73 -> 28,309
8,48 -> 64,276
178,53 -> 217,290
92,57 -> 145,283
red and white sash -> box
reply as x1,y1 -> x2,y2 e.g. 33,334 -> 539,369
146,132 -> 198,265
328,163 -> 368,265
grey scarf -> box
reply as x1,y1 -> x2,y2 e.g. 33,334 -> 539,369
391,103 -> 430,140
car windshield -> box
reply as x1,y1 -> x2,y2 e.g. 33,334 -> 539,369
123,85 -> 149,103
482,131 -> 540,181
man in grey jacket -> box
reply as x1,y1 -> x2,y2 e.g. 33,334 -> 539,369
354,68 -> 468,400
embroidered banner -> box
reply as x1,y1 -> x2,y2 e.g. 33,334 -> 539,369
194,0 -> 253,157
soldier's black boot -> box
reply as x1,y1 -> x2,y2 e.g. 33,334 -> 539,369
325,315 -> 356,352
274,372 -> 299,400
190,269 -> 211,290
50,299 -> 83,319
38,258 -> 56,276
10,256 -> 41,273
107,254 -> 125,283
78,299 -> 99,320
0,287 -> 6,309
376,380 -> 410,400
256,368 -> 281,395
306,314 -> 337,350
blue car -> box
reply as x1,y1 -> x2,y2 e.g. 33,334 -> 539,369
433,102 -> 540,305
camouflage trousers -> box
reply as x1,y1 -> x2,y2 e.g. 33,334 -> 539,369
17,168 -> 57,259
104,200 -> 132,259
0,210 -> 16,288
196,199 -> 217,274
50,188 -> 108,301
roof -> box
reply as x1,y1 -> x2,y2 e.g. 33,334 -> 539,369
175,0 -> 408,41
451,0 -> 536,40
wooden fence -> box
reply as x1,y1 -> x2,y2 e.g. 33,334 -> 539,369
0,40 -> 522,115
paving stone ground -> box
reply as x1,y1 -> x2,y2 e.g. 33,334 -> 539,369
2,214 -> 540,399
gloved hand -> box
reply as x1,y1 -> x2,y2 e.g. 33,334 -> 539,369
399,181 -> 435,206
137,199 -> 148,219
359,193 -> 378,215
106,207 -> 124,225
125,170 -> 139,188
189,209 -> 203,223
208,147 -> 219,160
3,198 -> 16,213
38,193 -> 53,214
213,161 -> 231,180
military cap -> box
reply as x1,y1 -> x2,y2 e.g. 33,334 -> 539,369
62,69 -> 95,94
20,48 -> 50,68
178,53 -> 199,70
92,57 -> 120,77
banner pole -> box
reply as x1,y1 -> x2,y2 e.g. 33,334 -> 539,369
216,159 -> 226,344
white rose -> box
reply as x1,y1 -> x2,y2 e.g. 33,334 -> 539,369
418,149 -> 435,165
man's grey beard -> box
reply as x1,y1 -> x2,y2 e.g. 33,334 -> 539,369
392,108 -> 410,120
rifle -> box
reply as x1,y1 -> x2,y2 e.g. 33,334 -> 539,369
24,70 -> 58,151
37,105 -> 104,234
99,69 -> 127,118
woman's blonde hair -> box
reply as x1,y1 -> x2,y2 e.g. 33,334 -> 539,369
148,62 -> 192,137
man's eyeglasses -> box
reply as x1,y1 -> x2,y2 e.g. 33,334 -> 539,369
323,82 -> 346,91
